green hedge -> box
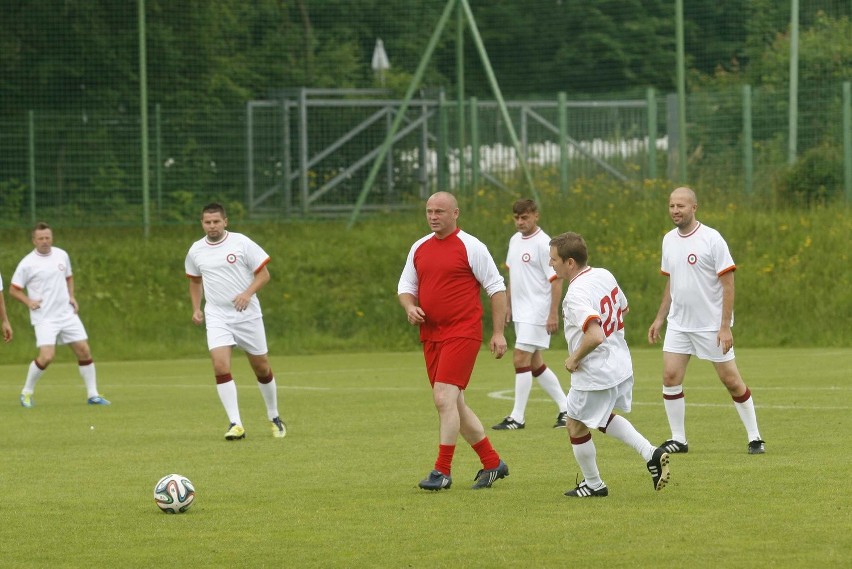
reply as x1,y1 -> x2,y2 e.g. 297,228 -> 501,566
0,178 -> 848,363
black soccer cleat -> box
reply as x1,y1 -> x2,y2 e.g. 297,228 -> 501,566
553,411 -> 568,428
660,439 -> 688,454
646,447 -> 671,491
747,439 -> 766,454
564,479 -> 609,497
418,470 -> 452,491
492,417 -> 525,430
471,460 -> 509,489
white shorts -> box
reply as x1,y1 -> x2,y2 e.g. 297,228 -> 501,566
34,315 -> 88,347
663,328 -> 735,363
206,317 -> 268,355
513,321 -> 551,352
567,376 -> 634,429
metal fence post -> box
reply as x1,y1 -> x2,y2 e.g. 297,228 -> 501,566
843,81 -> 852,204
438,90 -> 448,190
666,93 -> 680,182
155,103 -> 162,212
470,96 -> 480,201
743,85 -> 753,196
28,110 -> 36,225
558,92 -> 568,194
298,87 -> 309,215
646,87 -> 657,180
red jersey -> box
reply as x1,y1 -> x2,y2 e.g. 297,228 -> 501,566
398,228 -> 505,342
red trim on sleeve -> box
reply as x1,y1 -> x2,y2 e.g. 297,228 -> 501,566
660,270 -> 670,276
718,265 -> 736,276
581,315 -> 601,332
548,274 -> 559,283
254,257 -> 271,274
186,273 -> 200,279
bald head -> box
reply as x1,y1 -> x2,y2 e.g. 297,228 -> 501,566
670,186 -> 697,205
425,191 -> 460,238
668,186 -> 699,232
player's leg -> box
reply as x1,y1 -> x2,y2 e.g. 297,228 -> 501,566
238,318 -> 286,438
492,345 -> 533,429
598,378 -> 669,491
530,350 -> 568,427
68,339 -> 108,404
660,329 -> 692,452
713,358 -> 764,453
564,415 -> 607,497
20,341 -> 55,408
418,341 -> 457,489
206,323 -> 244,439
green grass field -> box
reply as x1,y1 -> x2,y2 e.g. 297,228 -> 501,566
2,348 -> 850,568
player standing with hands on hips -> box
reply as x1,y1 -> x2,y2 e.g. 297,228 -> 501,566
11,222 -> 110,407
398,191 -> 510,491
549,232 -> 670,497
185,203 -> 286,441
648,187 -> 765,455
492,199 -> 568,431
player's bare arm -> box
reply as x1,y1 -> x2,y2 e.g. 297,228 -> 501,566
717,270 -> 736,354
398,293 -> 426,325
234,266 -> 270,312
188,276 -> 205,325
565,319 -> 604,372
9,285 -> 40,311
0,295 -> 12,343
648,278 -> 672,344
66,276 -> 79,313
547,278 -> 563,334
489,290 -> 508,359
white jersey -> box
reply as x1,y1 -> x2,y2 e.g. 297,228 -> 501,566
505,227 -> 558,325
661,222 -> 735,332
11,247 -> 75,326
562,267 -> 633,390
185,231 -> 270,324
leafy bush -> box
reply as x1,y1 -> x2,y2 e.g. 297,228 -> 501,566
777,141 -> 843,206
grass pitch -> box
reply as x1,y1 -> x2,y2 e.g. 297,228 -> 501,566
1,348 -> 849,568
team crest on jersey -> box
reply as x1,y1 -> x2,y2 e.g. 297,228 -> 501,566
58,263 -> 66,271
687,253 -> 697,265
521,253 -> 531,263
226,253 -> 237,264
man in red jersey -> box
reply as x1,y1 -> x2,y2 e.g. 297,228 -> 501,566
398,191 -> 510,490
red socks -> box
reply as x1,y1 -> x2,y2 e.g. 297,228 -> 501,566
472,437 -> 501,470
435,444 -> 455,476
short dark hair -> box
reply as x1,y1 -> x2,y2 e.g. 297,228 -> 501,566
32,221 -> 51,236
549,232 -> 588,267
202,202 -> 227,218
512,199 -> 538,216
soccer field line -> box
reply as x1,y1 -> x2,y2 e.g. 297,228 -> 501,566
486,389 -> 852,411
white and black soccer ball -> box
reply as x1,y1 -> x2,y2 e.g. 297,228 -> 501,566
153,474 -> 195,514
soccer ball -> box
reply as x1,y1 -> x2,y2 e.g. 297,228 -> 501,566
153,474 -> 195,514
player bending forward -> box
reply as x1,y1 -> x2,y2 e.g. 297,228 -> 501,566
549,232 -> 670,497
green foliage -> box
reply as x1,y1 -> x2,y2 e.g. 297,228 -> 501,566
0,178 -> 848,365
0,178 -> 26,220
777,141 -> 844,205
1,349 -> 850,567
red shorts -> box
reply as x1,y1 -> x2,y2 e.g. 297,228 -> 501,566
422,337 -> 481,389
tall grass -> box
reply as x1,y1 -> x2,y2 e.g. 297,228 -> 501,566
0,177 -> 848,363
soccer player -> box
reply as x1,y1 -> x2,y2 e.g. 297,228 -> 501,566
648,187 -> 765,455
11,222 -> 110,407
398,191 -> 510,490
185,203 -> 286,440
493,199 -> 568,430
0,273 -> 13,344
549,232 -> 670,497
